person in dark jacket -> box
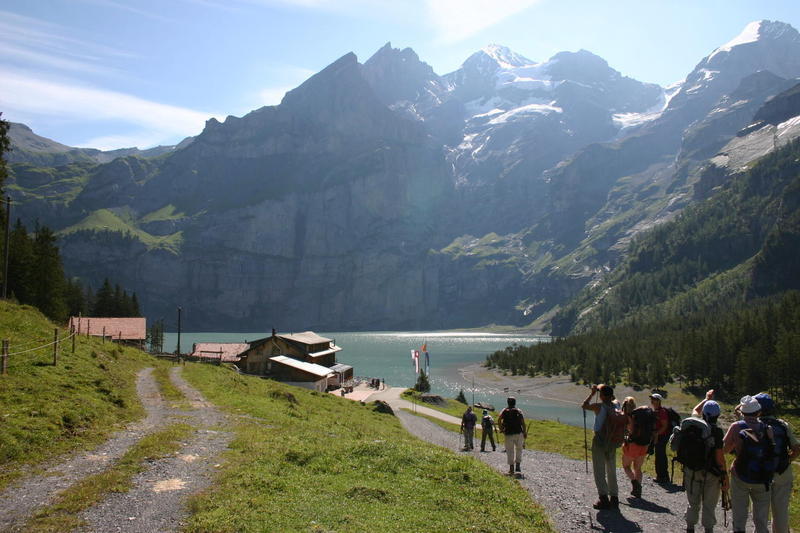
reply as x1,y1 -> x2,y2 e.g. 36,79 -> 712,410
498,397 -> 527,475
460,406 -> 477,451
480,410 -> 496,452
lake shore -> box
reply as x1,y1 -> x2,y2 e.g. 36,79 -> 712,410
458,363 -> 693,412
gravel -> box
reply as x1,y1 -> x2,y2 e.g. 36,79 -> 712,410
0,367 -> 170,532
394,410 -> 754,533
77,366 -> 232,533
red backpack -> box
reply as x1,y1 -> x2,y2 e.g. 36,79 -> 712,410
602,404 -> 627,446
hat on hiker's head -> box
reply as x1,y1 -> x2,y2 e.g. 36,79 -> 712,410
739,395 -> 761,415
482,409 -> 488,416
649,393 -> 664,402
507,397 -> 516,407
754,393 -> 775,415
702,400 -> 720,418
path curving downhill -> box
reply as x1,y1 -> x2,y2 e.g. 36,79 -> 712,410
383,394 -> 758,533
77,366 -> 232,533
0,368 -> 170,532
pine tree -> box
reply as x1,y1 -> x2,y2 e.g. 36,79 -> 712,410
30,224 -> 67,321
93,278 -> 114,316
7,219 -> 34,303
414,370 -> 431,393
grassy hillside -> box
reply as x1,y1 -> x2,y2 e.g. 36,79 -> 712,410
0,300 -> 157,489
181,364 -> 554,532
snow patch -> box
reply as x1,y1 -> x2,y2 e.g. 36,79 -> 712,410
488,103 -> 562,125
708,21 -> 762,60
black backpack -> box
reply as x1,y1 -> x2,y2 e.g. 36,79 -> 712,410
667,407 -> 682,430
501,408 -> 524,434
670,417 -> 715,472
734,421 -> 776,489
763,417 -> 792,474
630,406 -> 655,446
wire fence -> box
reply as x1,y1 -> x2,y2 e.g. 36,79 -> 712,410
0,327 -> 118,375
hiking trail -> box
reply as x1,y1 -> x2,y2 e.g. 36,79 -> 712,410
374,389 -> 760,533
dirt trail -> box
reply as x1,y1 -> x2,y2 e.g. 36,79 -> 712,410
77,366 -> 232,533
393,407 -> 758,533
0,368 -> 169,532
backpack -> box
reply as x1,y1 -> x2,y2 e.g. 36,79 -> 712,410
630,406 -> 655,446
501,408 -> 524,434
601,403 -> 627,446
667,407 -> 682,430
670,417 -> 715,472
763,417 -> 792,474
733,421 -> 776,489
482,415 -> 495,431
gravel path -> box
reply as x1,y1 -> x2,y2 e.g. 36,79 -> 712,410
393,409 -> 755,533
77,366 -> 232,533
0,368 -> 169,532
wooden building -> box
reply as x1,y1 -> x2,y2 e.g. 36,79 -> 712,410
240,330 -> 342,372
69,316 -> 146,347
189,343 -> 249,363
268,355 -> 334,392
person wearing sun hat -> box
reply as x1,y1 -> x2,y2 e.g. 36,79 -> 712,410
723,395 -> 774,533
754,392 -> 799,533
683,390 -> 727,533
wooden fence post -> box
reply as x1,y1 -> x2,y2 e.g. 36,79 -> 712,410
86,319 -> 90,337
53,328 -> 59,366
71,325 -> 76,354
219,349 -> 223,365
102,326 -> 106,344
2,339 -> 8,375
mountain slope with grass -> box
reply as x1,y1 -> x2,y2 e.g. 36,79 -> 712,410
181,363 -> 553,532
0,300 -> 157,489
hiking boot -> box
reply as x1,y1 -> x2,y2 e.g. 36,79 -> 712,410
686,528 -> 695,533
631,480 -> 642,498
508,465 -> 515,475
515,462 -> 521,473
704,529 -> 713,533
610,496 -> 619,509
592,495 -> 611,510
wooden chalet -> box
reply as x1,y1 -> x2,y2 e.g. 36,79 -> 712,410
69,316 -> 146,347
238,329 -> 353,389
189,343 -> 249,363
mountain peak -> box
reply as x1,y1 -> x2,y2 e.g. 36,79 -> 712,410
709,20 -> 800,59
480,44 -> 533,68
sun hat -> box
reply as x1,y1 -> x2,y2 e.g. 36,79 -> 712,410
702,400 -> 720,417
739,395 -> 761,415
754,392 -> 775,415
649,393 -> 664,401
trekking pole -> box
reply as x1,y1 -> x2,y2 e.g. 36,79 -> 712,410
583,408 -> 589,474
721,486 -> 731,528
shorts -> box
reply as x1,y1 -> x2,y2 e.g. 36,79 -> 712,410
622,442 -> 648,459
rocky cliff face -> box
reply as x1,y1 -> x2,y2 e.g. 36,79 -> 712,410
9,21 -> 800,331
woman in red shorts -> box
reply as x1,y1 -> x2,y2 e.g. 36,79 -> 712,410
621,396 -> 650,498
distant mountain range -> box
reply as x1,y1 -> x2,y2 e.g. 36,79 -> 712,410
7,19 -> 800,332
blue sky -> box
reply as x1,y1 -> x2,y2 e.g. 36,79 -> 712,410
1,0 -> 799,150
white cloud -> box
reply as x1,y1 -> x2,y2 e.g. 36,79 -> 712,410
0,69 -> 220,149
424,0 -> 543,44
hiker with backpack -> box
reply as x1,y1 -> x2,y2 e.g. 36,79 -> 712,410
461,406 -> 477,451
723,395 -> 775,533
650,392 -> 674,484
582,384 -> 624,510
480,409 -> 497,452
498,397 -> 527,475
621,397 -> 653,498
754,392 -> 800,533
671,389 -> 727,533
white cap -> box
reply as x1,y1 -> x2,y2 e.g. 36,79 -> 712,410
649,393 -> 664,401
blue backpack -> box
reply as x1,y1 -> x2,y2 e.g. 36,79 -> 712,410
734,421 -> 776,489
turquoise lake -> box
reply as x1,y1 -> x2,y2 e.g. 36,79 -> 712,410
164,331 -> 586,427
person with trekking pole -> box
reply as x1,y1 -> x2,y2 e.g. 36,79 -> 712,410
675,389 -> 727,533
582,384 -> 623,510
498,397 -> 527,475
754,392 -> 800,533
723,395 -> 774,533
583,405 -> 589,474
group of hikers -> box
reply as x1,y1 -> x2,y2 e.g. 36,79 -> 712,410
582,384 -> 799,533
460,398 -> 527,475
459,387 -> 797,532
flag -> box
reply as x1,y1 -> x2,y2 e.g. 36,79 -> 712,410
424,350 -> 430,375
411,349 -> 419,374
